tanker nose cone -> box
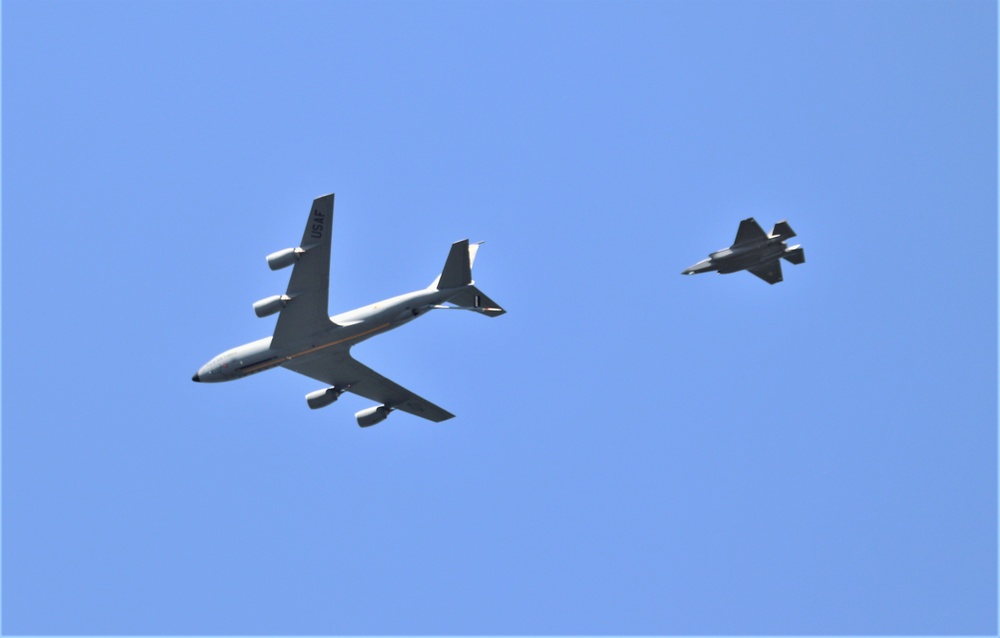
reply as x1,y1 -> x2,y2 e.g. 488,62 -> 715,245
192,372 -> 201,382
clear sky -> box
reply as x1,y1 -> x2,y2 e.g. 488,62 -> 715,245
2,0 -> 996,634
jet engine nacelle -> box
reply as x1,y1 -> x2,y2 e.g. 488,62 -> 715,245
356,405 -> 392,428
253,294 -> 291,318
266,247 -> 304,271
305,387 -> 343,410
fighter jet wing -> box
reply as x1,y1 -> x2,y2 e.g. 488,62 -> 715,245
282,351 -> 455,422
733,218 -> 767,246
747,261 -> 783,285
272,194 -> 336,348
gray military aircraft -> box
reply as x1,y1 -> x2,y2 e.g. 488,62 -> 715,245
192,194 -> 505,427
682,218 -> 805,285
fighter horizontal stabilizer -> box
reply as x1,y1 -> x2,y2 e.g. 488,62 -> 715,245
733,218 -> 767,246
748,261 -> 783,285
783,245 -> 805,265
770,220 -> 796,240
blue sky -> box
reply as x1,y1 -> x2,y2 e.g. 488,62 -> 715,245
2,0 -> 996,634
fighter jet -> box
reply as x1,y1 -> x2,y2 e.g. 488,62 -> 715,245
682,218 -> 805,285
192,194 -> 505,427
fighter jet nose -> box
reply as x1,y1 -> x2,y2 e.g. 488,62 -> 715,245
192,372 -> 201,382
683,259 -> 714,275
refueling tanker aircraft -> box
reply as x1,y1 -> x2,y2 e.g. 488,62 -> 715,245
192,194 -> 505,427
682,217 -> 805,285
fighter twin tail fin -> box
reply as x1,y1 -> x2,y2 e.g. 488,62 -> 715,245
770,220 -> 796,240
